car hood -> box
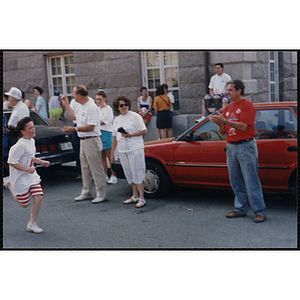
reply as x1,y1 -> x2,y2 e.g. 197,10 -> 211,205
145,138 -> 174,146
35,126 -> 69,138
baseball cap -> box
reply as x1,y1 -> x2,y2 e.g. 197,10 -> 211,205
5,87 -> 22,100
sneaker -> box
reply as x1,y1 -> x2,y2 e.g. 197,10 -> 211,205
3,176 -> 10,188
195,116 -> 205,123
107,175 -> 118,184
106,176 -> 109,183
92,197 -> 108,204
254,213 -> 266,223
27,222 -> 43,233
75,193 -> 93,201
226,210 -> 246,218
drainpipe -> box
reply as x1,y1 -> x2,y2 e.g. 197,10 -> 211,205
204,51 -> 210,94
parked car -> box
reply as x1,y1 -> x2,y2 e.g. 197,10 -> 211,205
3,109 -> 75,176
114,102 -> 297,199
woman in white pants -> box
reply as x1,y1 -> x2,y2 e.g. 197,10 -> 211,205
111,96 -> 147,208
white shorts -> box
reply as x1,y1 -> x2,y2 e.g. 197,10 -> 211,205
119,148 -> 145,185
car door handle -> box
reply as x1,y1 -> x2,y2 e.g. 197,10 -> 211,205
287,146 -> 297,152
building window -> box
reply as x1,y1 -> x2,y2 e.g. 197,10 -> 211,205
47,54 -> 76,100
141,51 -> 180,110
269,51 -> 279,102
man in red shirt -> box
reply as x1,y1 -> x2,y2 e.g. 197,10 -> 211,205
209,80 -> 266,223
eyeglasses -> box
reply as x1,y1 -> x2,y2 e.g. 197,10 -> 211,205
119,103 -> 129,108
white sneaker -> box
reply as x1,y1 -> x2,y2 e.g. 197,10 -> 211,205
107,175 -> 118,184
27,222 -> 43,233
195,116 -> 205,123
3,176 -> 10,188
106,176 -> 109,183
92,197 -> 108,204
75,193 -> 93,201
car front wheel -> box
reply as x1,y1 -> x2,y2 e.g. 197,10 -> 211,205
144,161 -> 171,198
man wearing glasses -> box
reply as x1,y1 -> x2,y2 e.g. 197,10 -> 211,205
61,85 -> 107,204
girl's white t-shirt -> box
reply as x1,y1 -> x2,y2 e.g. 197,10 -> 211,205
112,111 -> 146,153
7,138 -> 41,195
99,105 -> 114,132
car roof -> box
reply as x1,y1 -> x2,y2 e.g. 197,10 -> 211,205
253,101 -> 297,107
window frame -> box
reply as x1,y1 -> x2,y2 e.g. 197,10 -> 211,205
46,54 -> 76,99
269,51 -> 280,102
141,51 -> 180,111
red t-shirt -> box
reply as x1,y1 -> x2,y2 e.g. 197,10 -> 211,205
223,98 -> 256,143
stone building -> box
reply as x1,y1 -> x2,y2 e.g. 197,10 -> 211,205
2,50 -> 297,116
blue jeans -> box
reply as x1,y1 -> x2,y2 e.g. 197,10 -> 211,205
226,140 -> 266,215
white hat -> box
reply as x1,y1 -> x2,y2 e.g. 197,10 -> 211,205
5,87 -> 22,100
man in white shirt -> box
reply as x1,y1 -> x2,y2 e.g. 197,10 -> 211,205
61,84 -> 107,204
200,63 -> 232,119
5,87 -> 30,127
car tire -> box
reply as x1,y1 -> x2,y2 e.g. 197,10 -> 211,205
144,161 -> 171,198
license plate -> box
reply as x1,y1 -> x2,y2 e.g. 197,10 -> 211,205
60,142 -> 73,151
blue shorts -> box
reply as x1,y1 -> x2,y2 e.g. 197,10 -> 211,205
100,130 -> 113,150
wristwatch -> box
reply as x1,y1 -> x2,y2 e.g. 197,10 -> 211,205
223,119 -> 227,125
75,127 -> 78,132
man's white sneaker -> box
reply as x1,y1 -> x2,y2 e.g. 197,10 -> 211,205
3,176 -> 10,188
107,175 -> 118,184
27,222 -> 43,233
92,197 -> 108,204
195,116 -> 206,123
75,193 -> 93,201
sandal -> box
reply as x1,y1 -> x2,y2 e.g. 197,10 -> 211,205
123,196 -> 139,204
135,199 -> 146,208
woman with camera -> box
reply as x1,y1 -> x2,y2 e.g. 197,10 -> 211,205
111,96 -> 147,208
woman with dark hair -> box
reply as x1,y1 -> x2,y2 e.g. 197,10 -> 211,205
95,89 -> 117,184
4,117 -> 50,233
111,96 -> 147,208
33,86 -> 48,119
153,85 -> 172,139
137,87 -> 152,126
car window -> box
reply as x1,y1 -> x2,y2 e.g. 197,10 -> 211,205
255,108 -> 297,139
3,111 -> 50,127
192,119 -> 226,141
29,111 -> 50,126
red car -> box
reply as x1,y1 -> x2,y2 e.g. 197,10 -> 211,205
142,102 -> 297,199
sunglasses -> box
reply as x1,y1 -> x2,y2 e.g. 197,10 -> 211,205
119,103 -> 129,108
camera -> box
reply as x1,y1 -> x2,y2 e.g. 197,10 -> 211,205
117,127 -> 127,134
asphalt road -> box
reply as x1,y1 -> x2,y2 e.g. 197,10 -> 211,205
2,165 -> 298,249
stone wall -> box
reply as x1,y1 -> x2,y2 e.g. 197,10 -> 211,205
3,50 -> 297,116
73,51 -> 143,111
